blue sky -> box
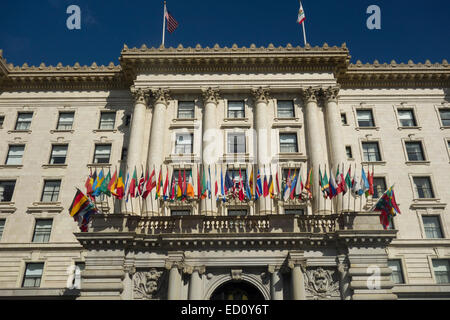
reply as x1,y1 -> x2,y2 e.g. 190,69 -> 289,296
0,0 -> 448,66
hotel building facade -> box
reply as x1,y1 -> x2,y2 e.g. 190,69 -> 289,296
0,43 -> 449,300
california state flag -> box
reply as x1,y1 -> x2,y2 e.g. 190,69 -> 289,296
297,1 -> 306,24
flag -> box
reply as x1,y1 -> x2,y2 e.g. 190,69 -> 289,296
177,170 -> 182,200
85,171 -> 93,195
156,168 -> 163,199
170,173 -> 176,201
320,167 -> 330,199
283,169 -> 291,201
197,166 -> 201,200
275,171 -> 280,197
345,166 -> 352,194
351,168 -> 362,197
297,1 -> 306,25
187,172 -> 195,198
92,169 -> 104,197
143,168 -> 155,199
90,169 -> 98,193
220,168 -> 226,202
115,169 -> 125,200
263,173 -> 269,198
295,171 -> 302,199
249,167 -> 254,200
256,169 -> 263,199
372,186 -> 401,229
361,167 -> 370,197
335,166 -> 343,195
165,6 -> 179,33
208,166 -> 212,199
367,167 -> 374,197
329,169 -> 338,199
225,170 -> 234,195
214,167 -> 218,199
182,169 -> 187,200
238,169 -> 245,202
69,189 -> 98,232
245,168 -> 252,200
201,165 -> 208,200
305,168 -> 313,198
108,169 -> 118,197
137,170 -> 145,198
124,172 -> 130,202
290,171 -> 298,200
162,168 -> 169,200
69,189 -> 89,217
339,165 -> 347,195
129,168 -> 137,198
99,170 -> 111,197
268,174 -> 274,199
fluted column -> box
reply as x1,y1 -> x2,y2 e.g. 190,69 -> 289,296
166,260 -> 183,300
147,88 -> 171,169
268,265 -> 283,300
252,87 -> 272,215
288,255 -> 307,300
324,86 -> 346,213
201,88 -> 220,216
186,265 -> 206,300
302,87 -> 326,214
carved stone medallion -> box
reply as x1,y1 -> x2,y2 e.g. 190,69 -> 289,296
133,268 -> 167,300
304,267 -> 340,299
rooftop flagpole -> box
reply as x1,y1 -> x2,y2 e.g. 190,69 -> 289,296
162,1 -> 167,47
298,1 -> 307,46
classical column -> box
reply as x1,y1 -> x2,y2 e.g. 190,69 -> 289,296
324,86 -> 346,213
301,87 -> 326,214
147,88 -> 171,169
186,266 -> 206,300
201,88 -> 220,216
252,87 -> 272,215
288,252 -> 307,300
166,260 -> 183,300
268,265 -> 283,300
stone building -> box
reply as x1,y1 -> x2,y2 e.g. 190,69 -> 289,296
0,43 -> 449,300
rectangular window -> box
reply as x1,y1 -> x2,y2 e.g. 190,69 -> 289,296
432,260 -> 450,284
345,146 -> 353,159
279,133 -> 298,153
0,219 -> 5,240
32,219 -> 53,243
99,112 -> 116,130
405,141 -> 425,161
277,100 -> 295,118
373,177 -> 387,199
22,263 -> 44,288
398,109 -> 417,127
177,101 -> 195,119
57,112 -> 74,130
413,177 -> 434,199
439,109 -> 450,127
0,181 -> 16,202
5,145 -> 24,165
284,209 -> 305,215
228,132 -> 246,154
228,101 -> 245,119
422,216 -> 443,239
362,142 -> 381,162
228,169 -> 247,189
173,169 -> 192,184
228,209 -> 248,216
341,113 -> 348,125
49,145 -> 68,164
15,112 -> 33,130
388,260 -> 405,284
41,180 -> 61,202
0,116 -> 4,127
175,133 -> 193,154
93,144 -> 111,164
356,110 -> 375,127
171,210 -> 190,216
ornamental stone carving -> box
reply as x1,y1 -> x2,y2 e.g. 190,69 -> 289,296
151,88 -> 171,106
133,269 -> 167,300
323,86 -> 340,103
130,86 -> 150,105
304,267 -> 340,299
251,87 -> 271,104
202,87 -> 221,105
300,86 -> 321,103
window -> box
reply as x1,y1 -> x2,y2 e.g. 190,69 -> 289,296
356,110 -> 375,127
57,112 -> 74,130
32,219 -> 52,243
173,169 -> 192,184
22,263 -> 44,288
49,145 -> 68,164
413,177 -> 434,199
98,112 -> 116,130
5,145 -> 24,165
171,210 -> 190,216
228,132 -> 246,154
341,113 -> 348,125
93,144 -> 111,164
177,101 -> 195,119
228,169 -> 247,189
405,142 -> 425,161
439,109 -> 450,127
175,133 -> 193,154
277,100 -> 295,118
41,180 -> 61,202
0,181 -> 15,202
280,133 -> 298,153
422,216 -> 443,239
362,142 -> 381,162
15,112 -> 33,130
0,219 -> 5,240
228,209 -> 248,216
388,260 -> 404,284
433,260 -> 450,284
345,146 -> 353,159
228,101 -> 245,119
398,109 -> 417,127
0,115 -> 4,127
373,177 -> 387,199
284,209 -> 305,215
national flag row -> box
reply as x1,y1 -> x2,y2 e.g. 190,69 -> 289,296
68,188 -> 99,232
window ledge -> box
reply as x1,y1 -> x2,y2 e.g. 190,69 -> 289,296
410,200 -> 446,210
42,164 -> 68,169
220,154 -> 254,163
27,203 -> 64,214
405,161 -> 430,166
398,126 -> 422,130
221,122 -> 251,129
165,154 -> 200,163
272,121 -> 302,128
355,127 -> 379,131
273,117 -> 300,122
169,122 -> 199,129
223,117 -> 249,122
0,165 -> 23,169
361,161 -> 386,166
50,129 -> 74,134
277,153 -> 307,162
440,126 -> 450,130
93,129 -> 117,133
7,130 -> 31,134
173,118 -> 198,122
0,202 -> 16,214
87,163 -> 112,168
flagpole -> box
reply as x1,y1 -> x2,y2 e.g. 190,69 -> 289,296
162,1 -> 167,47
302,20 -> 307,46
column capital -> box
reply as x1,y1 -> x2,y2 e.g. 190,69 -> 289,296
184,265 -> 206,275
251,86 -> 271,104
202,87 -> 221,105
130,86 -> 150,105
323,85 -> 341,103
165,260 -> 184,270
151,88 -> 171,106
300,86 -> 321,104
268,265 -> 282,273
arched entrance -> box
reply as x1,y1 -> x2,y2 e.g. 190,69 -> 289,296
210,281 -> 265,300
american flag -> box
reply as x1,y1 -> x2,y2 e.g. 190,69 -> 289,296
165,8 -> 179,33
